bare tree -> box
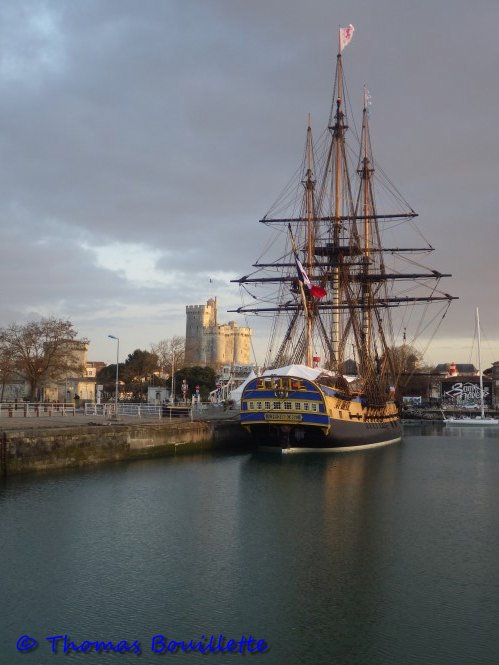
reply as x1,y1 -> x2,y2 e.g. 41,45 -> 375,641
0,340 -> 18,401
384,344 -> 424,376
150,336 -> 185,376
0,318 -> 88,400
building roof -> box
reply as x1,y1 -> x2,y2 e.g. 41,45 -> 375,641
434,363 -> 477,374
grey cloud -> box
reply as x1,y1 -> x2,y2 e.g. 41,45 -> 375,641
0,0 -> 498,362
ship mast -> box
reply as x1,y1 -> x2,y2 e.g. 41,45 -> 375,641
332,47 -> 345,372
315,28 -> 357,372
354,86 -> 380,382
352,87 -> 395,397
304,116 -> 316,366
360,87 -> 372,361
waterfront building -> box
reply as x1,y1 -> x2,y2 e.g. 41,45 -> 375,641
85,361 -> 106,378
399,362 -> 497,408
42,342 -> 97,402
484,361 -> 499,408
184,298 -> 252,370
0,342 -> 100,403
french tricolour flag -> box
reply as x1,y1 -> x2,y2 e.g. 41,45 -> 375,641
294,255 -> 327,299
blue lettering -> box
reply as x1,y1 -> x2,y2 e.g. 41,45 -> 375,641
217,633 -> 227,653
68,639 -> 82,652
226,639 -> 237,652
151,635 -> 166,654
237,636 -> 248,654
79,641 -> 92,653
95,641 -> 115,652
236,635 -> 266,654
183,638 -> 206,653
116,640 -> 130,653
247,636 -> 260,653
45,635 -> 67,654
130,640 -> 142,655
168,640 -> 179,653
256,639 -> 268,653
197,635 -> 210,654
207,634 -> 217,653
179,640 -> 193,652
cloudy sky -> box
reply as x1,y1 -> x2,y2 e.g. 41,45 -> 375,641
1,0 -> 498,368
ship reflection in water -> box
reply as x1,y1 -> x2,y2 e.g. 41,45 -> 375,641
2,429 -> 499,664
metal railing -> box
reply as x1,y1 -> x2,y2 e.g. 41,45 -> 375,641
83,402 -> 240,421
0,401 -> 241,421
84,403 -> 163,419
0,402 -> 76,418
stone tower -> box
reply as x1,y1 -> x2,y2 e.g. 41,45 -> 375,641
184,298 -> 252,369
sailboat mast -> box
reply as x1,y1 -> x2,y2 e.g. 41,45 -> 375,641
477,307 -> 485,418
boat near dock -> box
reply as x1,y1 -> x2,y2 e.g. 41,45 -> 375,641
442,309 -> 498,427
231,25 -> 456,452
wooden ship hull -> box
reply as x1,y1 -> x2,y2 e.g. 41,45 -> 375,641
241,375 -> 401,452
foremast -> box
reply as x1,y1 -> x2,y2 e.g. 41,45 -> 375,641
283,118 -> 320,369
304,117 -> 316,367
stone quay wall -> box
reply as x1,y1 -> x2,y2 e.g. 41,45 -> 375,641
0,419 -> 252,476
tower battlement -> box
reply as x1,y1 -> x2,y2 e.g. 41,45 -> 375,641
184,298 -> 251,368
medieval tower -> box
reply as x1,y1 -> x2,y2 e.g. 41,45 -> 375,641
184,298 -> 252,369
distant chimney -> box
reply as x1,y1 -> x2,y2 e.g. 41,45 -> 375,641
449,361 -> 457,377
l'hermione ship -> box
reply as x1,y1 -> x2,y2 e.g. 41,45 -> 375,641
231,26 -> 456,452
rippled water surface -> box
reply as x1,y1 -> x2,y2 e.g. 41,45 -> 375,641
2,425 -> 499,664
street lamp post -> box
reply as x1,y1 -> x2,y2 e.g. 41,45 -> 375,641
108,335 -> 120,417
171,351 -> 175,404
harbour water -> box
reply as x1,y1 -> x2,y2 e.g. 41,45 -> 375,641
2,424 -> 499,664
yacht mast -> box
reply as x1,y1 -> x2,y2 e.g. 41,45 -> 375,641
477,307 -> 485,418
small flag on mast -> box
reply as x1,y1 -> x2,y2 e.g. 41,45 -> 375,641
339,24 -> 355,52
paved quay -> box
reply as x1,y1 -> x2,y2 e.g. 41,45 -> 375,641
0,408 -> 240,432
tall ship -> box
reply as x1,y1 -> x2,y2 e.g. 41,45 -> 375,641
230,25 -> 456,452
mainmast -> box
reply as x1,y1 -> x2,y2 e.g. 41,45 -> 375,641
317,24 -> 356,372
331,50 -> 344,373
